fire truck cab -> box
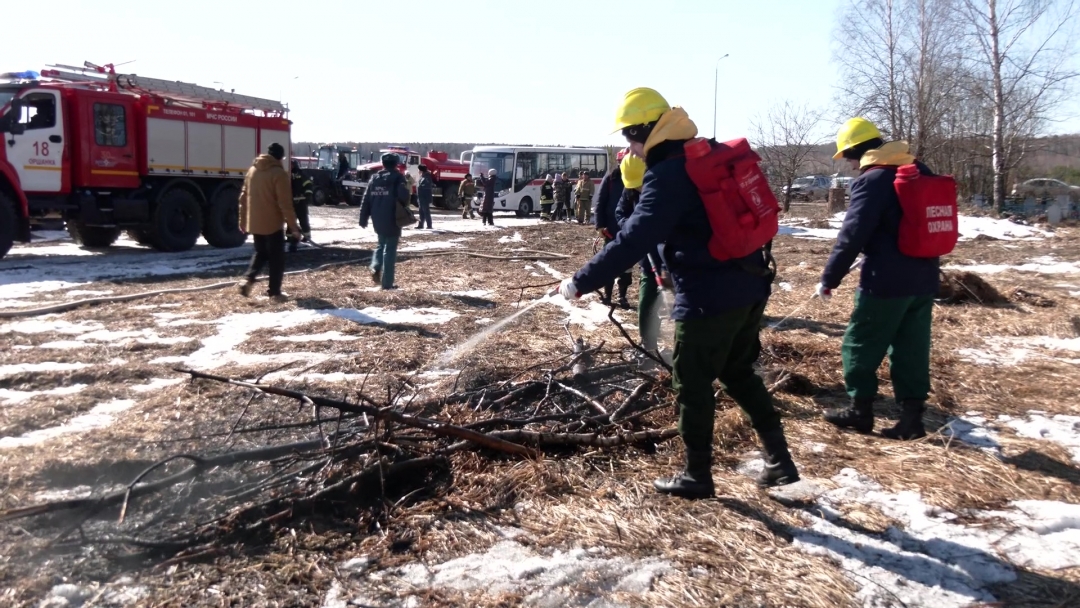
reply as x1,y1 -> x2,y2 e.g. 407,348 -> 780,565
0,64 -> 292,260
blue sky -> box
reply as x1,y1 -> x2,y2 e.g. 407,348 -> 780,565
7,0 -> 1078,146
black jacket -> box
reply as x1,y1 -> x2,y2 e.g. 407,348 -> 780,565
477,175 -> 498,212
594,169 -> 624,235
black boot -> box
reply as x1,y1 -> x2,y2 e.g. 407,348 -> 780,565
617,284 -> 631,309
757,428 -> 800,487
653,449 -> 714,498
824,397 -> 875,434
880,400 -> 927,440
600,285 -> 613,307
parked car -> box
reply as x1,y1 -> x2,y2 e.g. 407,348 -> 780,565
831,174 -> 854,195
784,175 -> 831,201
1011,178 -> 1080,201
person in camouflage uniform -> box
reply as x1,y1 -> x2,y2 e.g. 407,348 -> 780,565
575,171 -> 595,224
459,173 -> 477,219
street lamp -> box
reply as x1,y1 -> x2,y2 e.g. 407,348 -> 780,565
713,54 -> 730,140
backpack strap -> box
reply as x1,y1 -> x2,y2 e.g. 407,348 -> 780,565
737,241 -> 777,281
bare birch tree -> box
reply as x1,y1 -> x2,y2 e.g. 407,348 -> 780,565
959,0 -> 1079,211
751,101 -> 828,212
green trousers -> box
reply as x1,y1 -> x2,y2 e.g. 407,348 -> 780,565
639,266 -> 660,351
842,291 -> 933,401
672,302 -> 780,451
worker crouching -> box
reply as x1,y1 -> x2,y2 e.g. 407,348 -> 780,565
559,88 -> 799,498
818,118 -> 942,440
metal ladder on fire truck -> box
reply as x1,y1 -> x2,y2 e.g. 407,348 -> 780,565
40,62 -> 287,114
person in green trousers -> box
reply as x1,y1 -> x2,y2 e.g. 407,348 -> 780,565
558,88 -> 799,498
817,118 -> 941,440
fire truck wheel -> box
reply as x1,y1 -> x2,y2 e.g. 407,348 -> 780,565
440,187 -> 461,210
311,187 -> 329,207
203,184 -> 246,249
516,197 -> 533,218
66,221 -> 121,248
0,194 -> 14,259
346,190 -> 363,207
149,188 -> 203,252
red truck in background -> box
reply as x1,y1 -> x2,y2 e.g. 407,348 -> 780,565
354,146 -> 471,209
0,62 -> 291,259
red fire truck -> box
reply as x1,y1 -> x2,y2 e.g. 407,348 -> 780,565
0,63 -> 291,259
354,146 -> 470,210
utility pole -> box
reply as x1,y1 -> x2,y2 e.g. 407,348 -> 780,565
713,54 -> 729,140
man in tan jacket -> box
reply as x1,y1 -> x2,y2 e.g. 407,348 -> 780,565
237,143 -> 301,302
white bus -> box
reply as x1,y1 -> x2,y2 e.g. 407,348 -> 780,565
462,146 -> 609,216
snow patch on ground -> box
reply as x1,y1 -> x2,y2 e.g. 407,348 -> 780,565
777,214 -> 1051,244
543,294 -> 623,331
337,538 -> 670,607
958,216 -> 1052,241
1,317 -> 105,335
945,256 -> 1080,275
37,578 -> 148,608
130,378 -> 185,393
1002,412 -> 1080,463
958,335 -> 1080,366
0,399 -> 136,449
0,362 -> 90,379
0,384 -> 87,405
273,331 -> 360,343
153,307 -> 458,370
64,289 -> 114,297
498,232 -> 524,244
535,261 -> 564,280
942,414 -> 1002,456
398,240 -> 466,252
793,467 -> 1080,608
267,371 -> 372,384
778,225 -> 842,240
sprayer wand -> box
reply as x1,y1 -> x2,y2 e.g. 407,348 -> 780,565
646,253 -> 666,289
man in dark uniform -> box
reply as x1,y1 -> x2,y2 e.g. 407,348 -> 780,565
595,149 -> 631,308
416,164 -> 435,229
476,168 -> 498,226
359,153 -> 410,290
288,160 -> 313,252
540,174 -> 555,221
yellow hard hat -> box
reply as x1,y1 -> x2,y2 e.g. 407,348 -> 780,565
620,154 -> 646,189
833,118 -> 881,159
613,88 -> 671,133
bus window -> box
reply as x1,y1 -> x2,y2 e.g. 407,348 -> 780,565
470,151 -> 514,191
515,151 -> 538,192
539,153 -> 569,177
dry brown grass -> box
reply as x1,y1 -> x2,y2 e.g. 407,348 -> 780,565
1,209 -> 1080,607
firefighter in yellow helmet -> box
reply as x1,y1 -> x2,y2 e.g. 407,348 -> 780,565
556,88 -> 799,498
818,117 -> 940,441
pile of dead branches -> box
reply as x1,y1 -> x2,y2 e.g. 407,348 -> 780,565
0,338 -> 677,562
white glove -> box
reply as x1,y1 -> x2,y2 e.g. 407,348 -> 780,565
815,283 -> 832,302
558,278 -> 581,300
